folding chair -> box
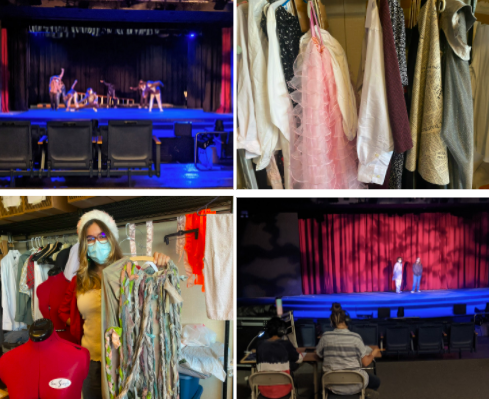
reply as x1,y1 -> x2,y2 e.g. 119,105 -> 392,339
322,370 -> 367,399
249,371 -> 296,399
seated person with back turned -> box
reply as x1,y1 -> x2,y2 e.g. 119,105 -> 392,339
256,317 -> 303,399
316,303 -> 381,398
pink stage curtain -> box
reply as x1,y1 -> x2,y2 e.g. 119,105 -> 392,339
299,212 -> 489,294
1,29 -> 8,113
217,27 -> 232,114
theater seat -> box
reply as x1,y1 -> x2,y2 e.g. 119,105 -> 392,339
350,325 -> 378,347
295,319 -> 317,347
416,324 -> 445,354
384,326 -> 413,358
0,121 -> 36,186
106,120 -> 160,181
448,322 -> 477,358
41,121 -> 98,178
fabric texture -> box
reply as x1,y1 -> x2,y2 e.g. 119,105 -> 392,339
58,276 -> 84,345
184,210 -> 216,291
388,0 -> 408,86
276,6 -> 303,95
83,360 -> 103,399
440,0 -> 475,189
32,262 -> 51,321
78,210 -> 119,241
406,0 -> 449,185
1,250 -> 25,331
63,243 -> 80,281
248,0 -> 280,172
316,329 -> 371,395
78,289 -> 102,361
356,0 -> 394,185
237,3 -> 261,158
288,9 -> 362,189
298,212 -> 489,294
14,253 -> 32,325
392,262 -> 403,280
471,23 -> 489,188
204,214 -> 233,321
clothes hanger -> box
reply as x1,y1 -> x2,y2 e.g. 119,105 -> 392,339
120,223 -> 147,255
196,197 -> 219,216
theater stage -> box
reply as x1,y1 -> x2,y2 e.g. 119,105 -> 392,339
0,108 -> 233,136
238,288 -> 489,319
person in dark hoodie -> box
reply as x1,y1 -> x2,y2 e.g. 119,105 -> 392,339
411,258 -> 423,293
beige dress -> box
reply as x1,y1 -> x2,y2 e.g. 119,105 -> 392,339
77,289 -> 102,362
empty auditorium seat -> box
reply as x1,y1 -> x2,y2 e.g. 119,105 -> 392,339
416,324 -> 445,354
0,121 -> 36,186
448,322 -> 477,358
351,324 -> 379,346
41,121 -> 98,178
384,326 -> 413,357
106,120 -> 160,180
174,122 -> 193,137
318,319 -> 335,336
295,319 -> 317,347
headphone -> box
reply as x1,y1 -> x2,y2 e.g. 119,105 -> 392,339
330,303 -> 351,327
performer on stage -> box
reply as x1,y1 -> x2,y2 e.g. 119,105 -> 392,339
130,80 -> 148,108
393,257 -> 403,293
60,81 -> 67,106
143,81 -> 164,112
411,258 -> 423,293
49,68 -> 65,111
100,80 -> 117,108
81,88 -> 99,112
65,80 -> 79,111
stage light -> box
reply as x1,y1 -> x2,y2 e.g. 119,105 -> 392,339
189,33 -> 196,38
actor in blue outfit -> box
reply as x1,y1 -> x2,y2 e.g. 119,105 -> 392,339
411,258 -> 423,293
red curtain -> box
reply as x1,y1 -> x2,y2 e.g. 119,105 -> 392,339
1,28 -> 8,113
299,212 -> 489,295
217,27 -> 232,114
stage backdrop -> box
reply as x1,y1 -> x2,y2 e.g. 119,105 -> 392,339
6,25 -> 223,112
299,212 -> 489,294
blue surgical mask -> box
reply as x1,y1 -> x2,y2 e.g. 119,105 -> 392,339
87,241 -> 112,265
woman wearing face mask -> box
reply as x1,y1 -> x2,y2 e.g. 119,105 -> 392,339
59,210 -> 170,399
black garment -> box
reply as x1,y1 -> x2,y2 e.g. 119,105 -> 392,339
256,338 -> 300,372
49,92 -> 60,110
276,6 -> 303,95
261,8 -> 268,41
82,360 -> 102,399
367,374 -> 381,390
413,263 -> 423,276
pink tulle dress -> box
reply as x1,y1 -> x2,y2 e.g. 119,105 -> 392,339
288,7 -> 363,189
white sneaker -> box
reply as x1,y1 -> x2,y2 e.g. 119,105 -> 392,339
417,290 -> 421,293
411,291 -> 415,293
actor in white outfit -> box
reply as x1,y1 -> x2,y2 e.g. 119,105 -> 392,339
392,258 -> 403,293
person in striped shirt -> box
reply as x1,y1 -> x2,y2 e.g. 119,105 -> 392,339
49,68 -> 64,111
316,303 -> 381,397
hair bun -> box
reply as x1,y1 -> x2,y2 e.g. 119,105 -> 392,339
332,303 -> 342,312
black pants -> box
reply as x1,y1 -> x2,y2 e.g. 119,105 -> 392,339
50,92 -> 60,110
82,360 -> 102,399
367,374 -> 381,390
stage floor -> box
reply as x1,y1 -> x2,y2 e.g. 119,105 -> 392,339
0,108 -> 233,136
238,288 -> 489,319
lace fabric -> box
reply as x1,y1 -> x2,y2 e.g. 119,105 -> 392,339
287,9 -> 363,189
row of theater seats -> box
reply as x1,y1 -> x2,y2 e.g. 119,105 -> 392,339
0,120 -> 161,186
295,318 -> 478,358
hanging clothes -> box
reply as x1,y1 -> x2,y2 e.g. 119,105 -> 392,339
203,215 -> 233,321
248,0 -> 280,172
406,0 -> 449,185
356,0 -> 394,186
101,257 -> 183,399
1,250 -> 25,331
184,210 -> 216,291
266,2 -> 294,189
471,22 -> 489,188
14,252 -> 33,325
375,0 -> 413,190
288,7 -> 362,189
237,3 -> 260,159
440,0 -> 475,189
63,243 -> 80,282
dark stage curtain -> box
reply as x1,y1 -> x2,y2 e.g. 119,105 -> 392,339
299,212 -> 489,294
187,27 -> 222,112
1,28 -> 9,112
7,26 -> 29,111
217,27 -> 232,114
5,26 -> 225,111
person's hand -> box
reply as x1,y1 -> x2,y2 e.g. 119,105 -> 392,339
154,252 -> 170,268
372,347 -> 382,358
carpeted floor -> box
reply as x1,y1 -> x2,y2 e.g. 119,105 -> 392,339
237,339 -> 489,399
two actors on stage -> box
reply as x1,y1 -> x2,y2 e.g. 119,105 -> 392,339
392,257 -> 423,294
